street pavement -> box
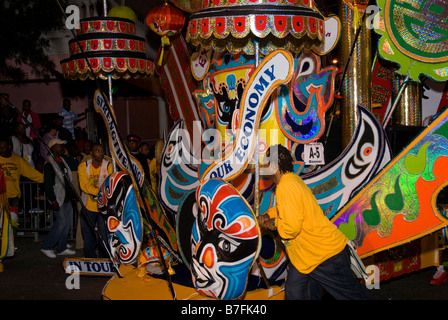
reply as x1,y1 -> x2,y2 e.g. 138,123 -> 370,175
2,236 -> 448,300
0,236 -> 108,300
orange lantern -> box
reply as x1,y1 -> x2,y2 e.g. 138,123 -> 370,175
146,2 -> 186,66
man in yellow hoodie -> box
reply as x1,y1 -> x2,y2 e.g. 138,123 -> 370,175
0,138 -> 43,236
258,144 -> 371,300
78,143 -> 112,258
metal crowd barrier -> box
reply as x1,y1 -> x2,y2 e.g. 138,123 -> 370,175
17,180 -> 77,241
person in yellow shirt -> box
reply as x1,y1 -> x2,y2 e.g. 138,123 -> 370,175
0,138 -> 43,237
78,143 -> 112,258
258,144 -> 371,300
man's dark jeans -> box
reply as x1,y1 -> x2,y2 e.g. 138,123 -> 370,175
285,245 -> 372,300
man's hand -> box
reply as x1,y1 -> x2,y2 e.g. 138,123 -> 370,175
257,214 -> 276,231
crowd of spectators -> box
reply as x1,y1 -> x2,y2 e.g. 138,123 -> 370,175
0,94 -> 91,170
0,93 -> 160,264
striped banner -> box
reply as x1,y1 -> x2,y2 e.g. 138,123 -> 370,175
159,35 -> 201,141
93,90 -> 145,186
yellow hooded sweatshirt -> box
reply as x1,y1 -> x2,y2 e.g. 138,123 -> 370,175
266,172 -> 347,274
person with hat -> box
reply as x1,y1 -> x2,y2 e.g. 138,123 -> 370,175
41,138 -> 78,258
126,134 -> 150,180
40,120 -> 59,160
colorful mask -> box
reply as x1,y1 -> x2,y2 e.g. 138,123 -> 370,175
97,172 -> 143,264
189,178 -> 260,300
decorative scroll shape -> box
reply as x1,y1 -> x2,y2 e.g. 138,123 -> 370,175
274,51 -> 337,143
93,90 -> 145,186
302,105 -> 392,219
158,120 -> 200,224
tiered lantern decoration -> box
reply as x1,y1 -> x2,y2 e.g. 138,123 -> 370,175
61,8 -> 155,80
185,0 -> 326,55
146,2 -> 186,66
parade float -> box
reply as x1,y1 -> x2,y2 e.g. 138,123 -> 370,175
58,0 -> 448,300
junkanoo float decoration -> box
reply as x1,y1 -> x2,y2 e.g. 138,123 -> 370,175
332,106 -> 448,258
373,0 -> 448,126
60,8 -> 154,81
97,0 -> 448,300
333,0 -> 448,259
178,178 -> 261,299
97,172 -> 143,265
